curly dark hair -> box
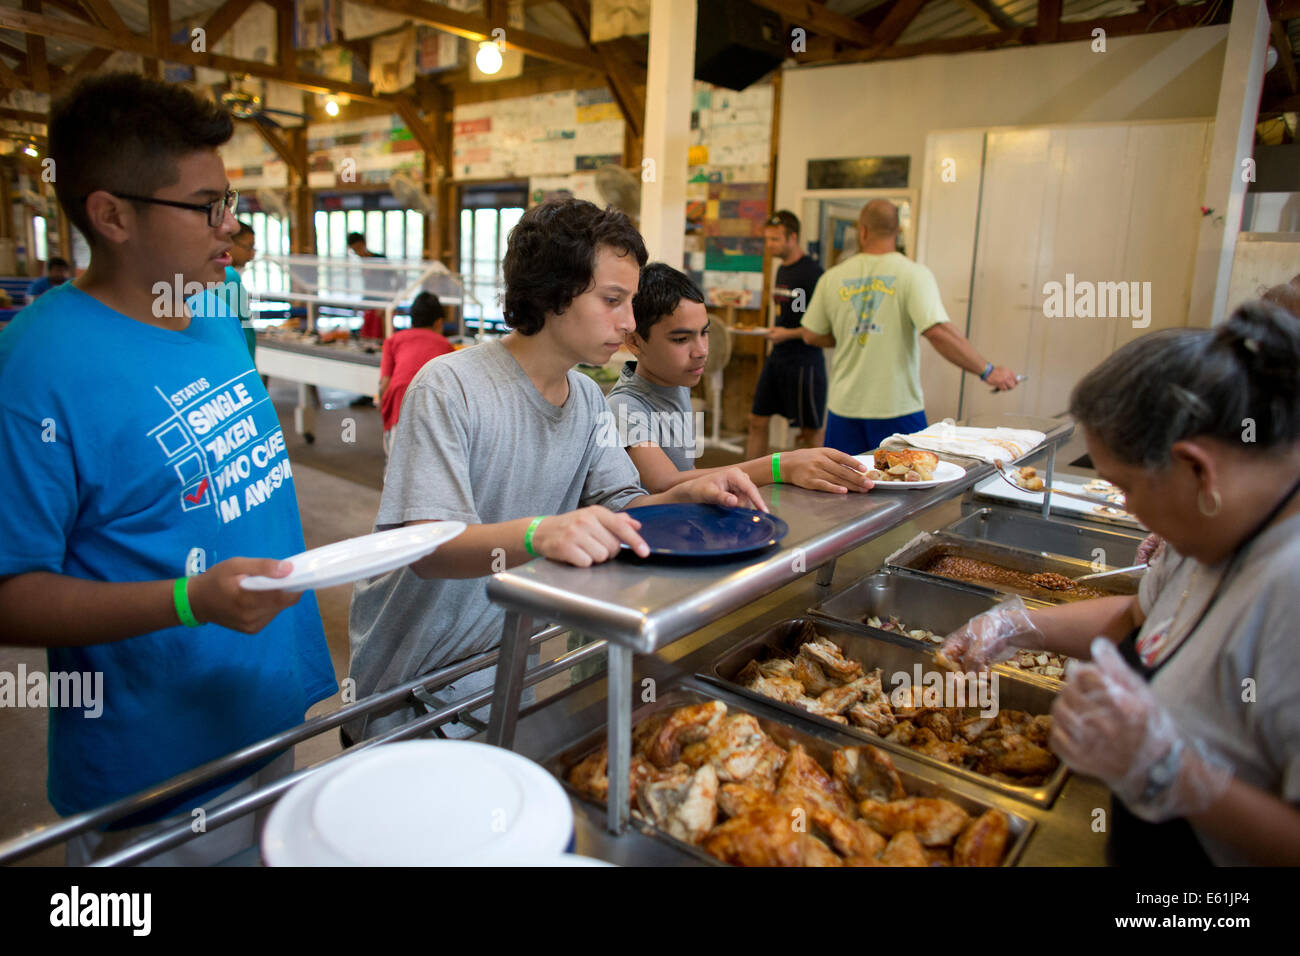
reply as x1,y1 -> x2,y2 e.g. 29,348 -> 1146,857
502,199 -> 647,335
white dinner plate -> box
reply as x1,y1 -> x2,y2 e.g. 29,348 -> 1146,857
240,522 -> 466,592
261,740 -> 574,867
854,456 -> 966,489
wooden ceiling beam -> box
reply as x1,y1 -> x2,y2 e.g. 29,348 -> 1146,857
344,0 -> 604,71
149,0 -> 169,51
78,0 -> 129,35
872,0 -> 929,49
952,0 -> 1019,33
22,0 -> 49,94
1271,19 -> 1297,95
202,0 -> 256,47
391,92 -> 446,167
244,116 -> 308,180
749,0 -> 876,47
0,6 -> 388,102
1036,0 -> 1060,43
557,0 -> 645,139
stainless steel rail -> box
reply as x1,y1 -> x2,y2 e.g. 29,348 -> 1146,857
485,414 -> 1075,834
0,623 -> 574,866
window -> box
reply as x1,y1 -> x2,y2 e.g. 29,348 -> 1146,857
459,186 -> 526,332
313,198 -> 427,260
238,208 -> 292,303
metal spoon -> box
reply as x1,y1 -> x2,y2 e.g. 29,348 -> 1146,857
1074,562 -> 1148,582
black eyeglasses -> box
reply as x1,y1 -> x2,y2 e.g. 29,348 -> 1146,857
95,188 -> 239,228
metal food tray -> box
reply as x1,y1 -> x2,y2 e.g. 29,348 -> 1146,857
943,508 -> 1145,567
885,531 -> 1143,604
544,682 -> 1035,866
807,569 -> 1062,687
700,618 -> 1067,807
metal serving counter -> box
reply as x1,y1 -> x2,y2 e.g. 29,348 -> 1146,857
485,414 -> 1085,843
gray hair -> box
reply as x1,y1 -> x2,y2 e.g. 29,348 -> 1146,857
1069,301 -> 1300,469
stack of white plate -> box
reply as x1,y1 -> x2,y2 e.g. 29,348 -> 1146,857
262,740 -> 594,866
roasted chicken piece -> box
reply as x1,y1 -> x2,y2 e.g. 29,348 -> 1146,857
954,808 -> 1010,867
810,806 -> 886,859
641,700 -> 726,769
775,743 -> 857,818
916,710 -> 955,742
793,696 -> 850,724
756,658 -> 798,680
736,661 -> 808,705
791,655 -> 836,696
635,763 -> 719,845
886,719 -> 917,746
974,732 -> 1058,777
858,797 -> 971,847
957,716 -> 995,742
878,830 -> 929,867
924,846 -> 953,867
680,713 -> 788,788
702,805 -> 842,867
909,726 -> 969,765
832,746 -> 906,803
848,698 -> 896,735
798,636 -> 864,682
716,783 -> 794,819
567,746 -> 662,808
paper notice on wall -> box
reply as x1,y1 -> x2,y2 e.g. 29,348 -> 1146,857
371,28 -> 416,94
341,0 -> 409,38
295,0 -> 335,48
230,1 -> 276,63
265,81 -> 305,127
416,26 -> 459,72
590,0 -> 650,42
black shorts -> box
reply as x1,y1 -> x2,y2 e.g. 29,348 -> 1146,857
751,355 -> 827,430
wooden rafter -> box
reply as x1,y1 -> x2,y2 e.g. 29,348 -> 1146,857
1036,0 -> 1060,43
202,0 -> 256,48
149,0 -> 169,50
557,0 -> 645,140
391,92 -> 446,167
78,0 -> 129,36
274,0 -> 294,74
0,58 -> 24,91
869,0 -> 930,53
750,0 -> 875,47
22,0 -> 49,93
952,0 -> 1019,33
1271,20 -> 1297,95
345,0 -> 604,71
64,47 -> 112,83
244,117 -> 306,180
0,6 -> 387,102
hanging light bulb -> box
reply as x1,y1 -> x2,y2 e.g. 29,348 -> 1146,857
23,142 -> 37,157
324,96 -> 340,117
475,40 -> 504,75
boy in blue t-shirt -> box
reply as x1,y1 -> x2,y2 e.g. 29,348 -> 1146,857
0,73 -> 336,864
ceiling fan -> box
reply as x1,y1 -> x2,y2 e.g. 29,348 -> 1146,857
220,89 -> 309,129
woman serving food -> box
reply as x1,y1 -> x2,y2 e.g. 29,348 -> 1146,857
939,300 -> 1300,865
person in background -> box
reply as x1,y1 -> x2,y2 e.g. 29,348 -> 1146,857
379,291 -> 453,458
609,262 -> 872,495
27,256 -> 70,303
939,301 -> 1300,865
1262,280 -> 1300,319
747,211 -> 827,459
801,200 -> 1019,455
0,72 -> 334,865
347,230 -> 385,407
223,220 -> 256,362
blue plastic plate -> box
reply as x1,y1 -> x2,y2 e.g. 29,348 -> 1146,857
620,504 -> 789,560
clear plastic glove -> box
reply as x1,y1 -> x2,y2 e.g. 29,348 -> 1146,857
936,596 -> 1043,671
1049,638 -> 1234,823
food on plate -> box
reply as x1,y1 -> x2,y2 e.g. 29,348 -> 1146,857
1012,466 -> 1045,491
732,625 -> 1059,784
1094,505 -> 1128,516
870,448 -> 940,482
569,699 -> 1014,867
923,554 -> 1110,601
1083,478 -> 1114,494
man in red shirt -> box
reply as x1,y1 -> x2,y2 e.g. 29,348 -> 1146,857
380,291 -> 453,456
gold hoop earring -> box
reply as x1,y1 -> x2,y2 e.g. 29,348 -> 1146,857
1197,487 -> 1221,518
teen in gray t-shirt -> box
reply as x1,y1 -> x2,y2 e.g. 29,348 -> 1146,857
604,360 -> 699,471
346,340 -> 646,739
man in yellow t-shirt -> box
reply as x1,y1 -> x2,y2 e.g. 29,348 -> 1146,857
801,200 -> 1020,454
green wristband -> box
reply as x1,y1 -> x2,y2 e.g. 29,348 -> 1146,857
771,453 -> 782,484
173,576 -> 200,628
524,516 -> 546,557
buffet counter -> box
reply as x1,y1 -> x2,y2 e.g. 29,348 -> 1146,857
485,413 -> 1122,865
255,335 -> 382,441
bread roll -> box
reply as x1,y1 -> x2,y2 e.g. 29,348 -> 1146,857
874,448 -> 939,481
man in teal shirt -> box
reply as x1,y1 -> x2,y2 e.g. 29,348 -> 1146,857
225,221 -> 256,361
